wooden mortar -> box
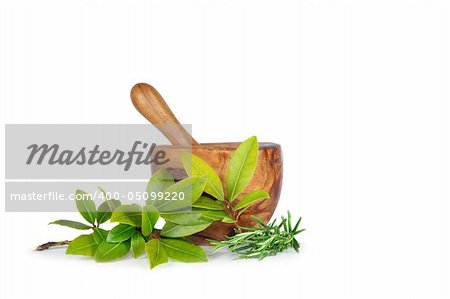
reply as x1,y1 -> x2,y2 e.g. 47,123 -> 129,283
130,83 -> 283,241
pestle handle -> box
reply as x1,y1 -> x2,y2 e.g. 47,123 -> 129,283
130,83 -> 198,145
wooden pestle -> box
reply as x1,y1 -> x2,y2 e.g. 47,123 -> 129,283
130,83 -> 198,145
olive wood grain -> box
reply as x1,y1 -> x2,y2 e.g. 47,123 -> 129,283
130,83 -> 198,145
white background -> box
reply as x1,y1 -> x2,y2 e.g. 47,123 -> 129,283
1,0 -> 450,298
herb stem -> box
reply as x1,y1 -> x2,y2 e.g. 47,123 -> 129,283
35,240 -> 71,251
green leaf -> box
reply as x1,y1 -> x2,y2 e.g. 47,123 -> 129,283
161,209 -> 229,225
107,224 -> 135,243
49,220 -> 92,230
154,177 -> 206,212
160,222 -> 211,238
160,238 -> 207,263
160,210 -> 206,225
93,228 -> 109,245
145,239 -> 168,269
197,209 -> 229,222
182,153 -> 224,201
110,204 -> 142,227
232,190 -> 270,211
66,234 -> 98,256
96,189 -> 121,225
146,168 -> 175,203
131,231 -> 145,258
226,136 -> 259,201
192,196 -> 225,210
222,216 -> 237,223
75,189 -> 97,224
94,240 -> 131,262
142,205 -> 159,236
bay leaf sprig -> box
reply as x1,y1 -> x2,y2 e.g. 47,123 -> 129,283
40,184 -> 208,268
104,202 -> 208,267
180,136 -> 270,223
49,189 -> 121,230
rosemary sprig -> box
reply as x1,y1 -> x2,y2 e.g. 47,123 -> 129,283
209,211 -> 304,260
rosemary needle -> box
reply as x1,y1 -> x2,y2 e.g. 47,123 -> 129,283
209,211 -> 305,260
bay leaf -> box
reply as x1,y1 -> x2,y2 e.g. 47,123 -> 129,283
160,238 -> 207,262
110,204 -> 142,227
142,205 -> 159,236
94,240 -> 131,262
196,209 -> 229,222
192,196 -> 225,211
154,177 -> 206,212
93,228 -> 109,245
66,234 -> 98,256
96,189 -> 121,225
49,219 -> 91,230
146,168 -> 175,204
75,189 -> 97,225
160,222 -> 211,238
160,210 -> 206,225
107,224 -> 135,243
232,190 -> 269,211
226,136 -> 258,201
131,231 -> 145,258
182,153 -> 224,201
222,215 -> 236,223
145,238 -> 168,269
